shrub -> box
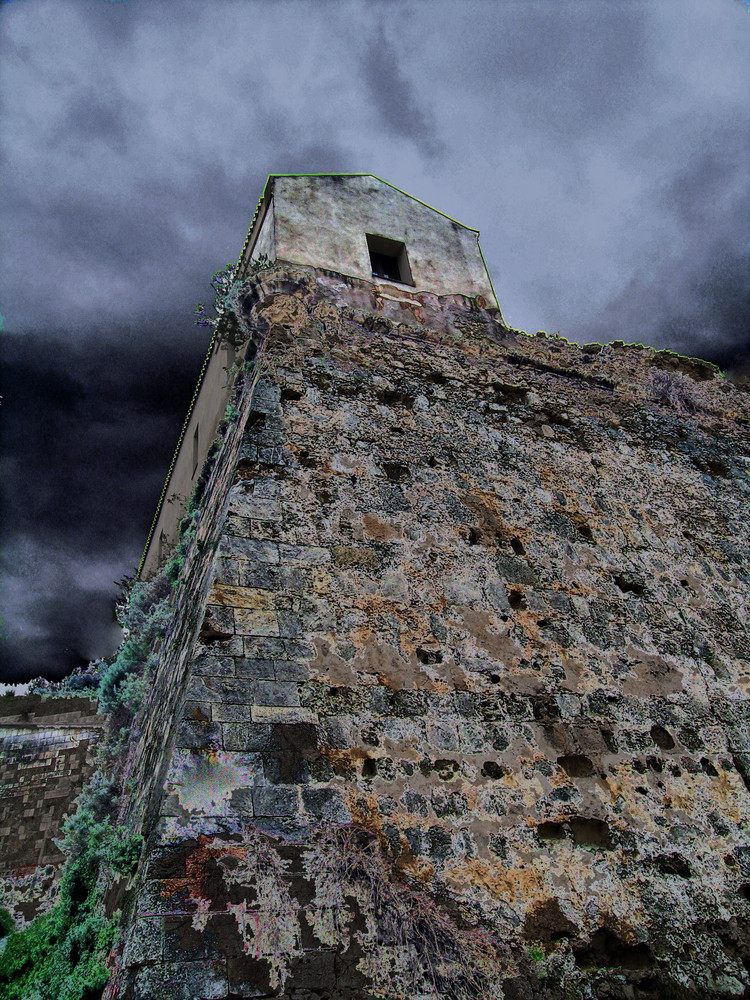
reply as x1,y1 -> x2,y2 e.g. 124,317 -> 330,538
649,369 -> 701,415
0,910 -> 14,939
0,775 -> 141,1000
303,826 -> 508,1000
194,262 -> 238,330
98,573 -> 172,715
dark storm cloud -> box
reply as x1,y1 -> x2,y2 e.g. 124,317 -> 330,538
582,242 -> 750,368
361,22 -> 445,160
578,117 -> 750,364
0,327 -> 209,681
0,536 -> 124,683
1,328 -> 207,547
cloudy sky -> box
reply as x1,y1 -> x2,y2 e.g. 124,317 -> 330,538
1,0 -> 748,683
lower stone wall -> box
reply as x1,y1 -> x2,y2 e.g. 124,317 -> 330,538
0,695 -> 104,925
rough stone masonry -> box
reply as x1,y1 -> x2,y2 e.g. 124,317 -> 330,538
109,265 -> 750,1000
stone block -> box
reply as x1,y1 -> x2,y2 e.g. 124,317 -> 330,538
176,720 -> 223,751
235,658 -> 276,679
239,562 -> 278,590
226,955 -> 274,998
164,914 -> 223,962
231,495 -> 281,522
222,723 -> 275,752
194,636 -> 244,658
210,586 -> 274,612
128,959 -> 228,999
276,610 -> 304,638
214,556 -> 241,586
219,537 -> 279,564
136,878 -> 201,917
301,787 -> 351,822
251,706 -> 318,725
202,604 -> 236,636
275,565 -> 312,592
192,655 -> 236,677
187,676 -> 261,705
251,786 -> 297,816
233,608 -> 280,637
290,949 -> 337,990
122,916 -> 163,967
252,681 -> 300,708
228,787 -> 254,817
243,636 -> 288,658
274,660 -> 309,682
213,704 -> 256,723
182,702 -> 213,725
277,543 -> 331,566
145,840 -> 196,880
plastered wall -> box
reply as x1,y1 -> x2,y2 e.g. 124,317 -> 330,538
242,175 -> 496,304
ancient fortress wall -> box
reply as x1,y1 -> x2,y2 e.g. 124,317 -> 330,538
110,266 -> 750,1000
0,695 -> 104,923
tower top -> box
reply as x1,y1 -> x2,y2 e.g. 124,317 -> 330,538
238,173 -> 499,307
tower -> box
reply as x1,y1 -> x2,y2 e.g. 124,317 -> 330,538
108,175 -> 749,999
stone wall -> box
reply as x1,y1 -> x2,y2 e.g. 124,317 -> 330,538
111,266 -> 750,1000
0,695 -> 104,925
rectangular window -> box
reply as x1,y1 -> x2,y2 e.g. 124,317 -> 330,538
192,424 -> 199,477
366,233 -> 413,285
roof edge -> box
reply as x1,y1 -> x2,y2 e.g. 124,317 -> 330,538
265,173 -> 481,232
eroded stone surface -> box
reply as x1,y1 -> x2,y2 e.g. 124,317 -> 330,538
0,695 -> 104,927
113,267 -> 750,999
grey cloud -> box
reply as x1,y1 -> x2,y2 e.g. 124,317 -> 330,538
577,116 -> 750,362
58,97 -> 130,149
437,2 -> 652,140
0,535 -> 124,683
361,22 -> 445,159
581,241 -> 750,366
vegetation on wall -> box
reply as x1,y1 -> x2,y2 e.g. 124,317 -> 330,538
193,261 -> 238,330
195,253 -> 273,346
648,368 -> 704,416
211,824 -> 510,1000
303,826 -> 509,1000
0,472 -> 213,997
0,775 -> 141,1000
0,258 -> 262,997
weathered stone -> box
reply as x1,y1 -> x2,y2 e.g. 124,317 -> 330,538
251,786 -> 297,816
126,960 -> 228,999
122,916 -> 163,966
108,239 -> 749,998
234,657 -> 275,679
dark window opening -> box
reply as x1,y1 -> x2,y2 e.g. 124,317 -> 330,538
370,250 -> 400,281
366,233 -> 413,285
